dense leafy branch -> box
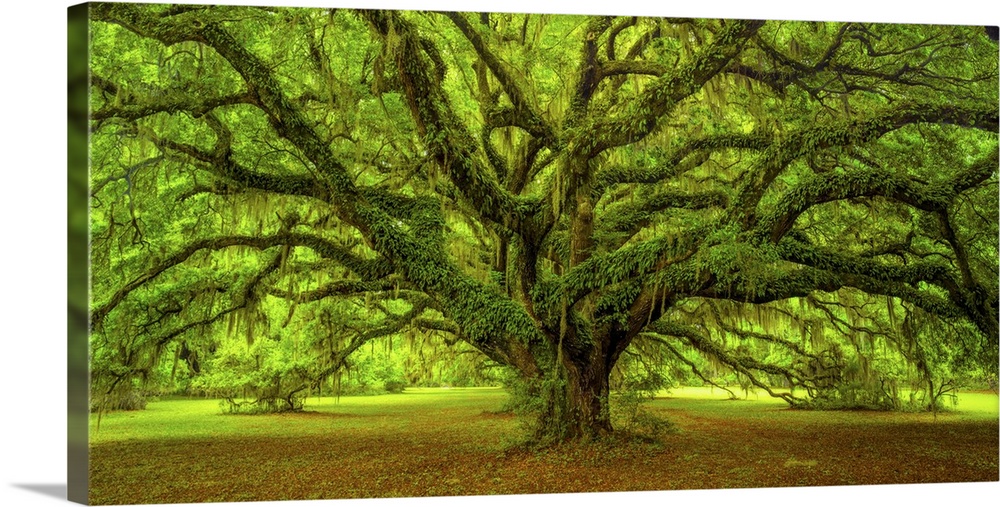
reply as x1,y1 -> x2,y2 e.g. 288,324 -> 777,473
646,321 -> 805,404
147,115 -> 334,202
593,131 -> 771,193
591,19 -> 765,154
758,148 -> 999,242
90,85 -> 255,122
443,11 -> 557,147
91,232 -> 391,330
363,10 -> 543,233
598,189 -> 728,235
727,103 -> 999,229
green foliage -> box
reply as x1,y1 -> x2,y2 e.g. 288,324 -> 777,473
806,380 -> 898,411
191,338 -> 310,414
333,347 -> 408,395
90,384 -> 148,413
611,369 -> 676,439
495,371 -> 565,445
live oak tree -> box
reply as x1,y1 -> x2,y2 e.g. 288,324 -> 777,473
87,3 -> 998,439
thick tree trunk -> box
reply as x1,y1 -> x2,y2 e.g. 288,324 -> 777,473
563,358 -> 613,438
532,352 -> 614,442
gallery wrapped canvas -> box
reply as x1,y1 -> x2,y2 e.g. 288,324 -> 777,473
69,1 -> 999,505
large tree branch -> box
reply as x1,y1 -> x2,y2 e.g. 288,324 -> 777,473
443,12 -> 556,147
778,236 -> 998,339
597,189 -> 728,237
594,132 -> 771,195
727,103 -> 999,229
90,232 -> 391,330
150,122 -> 333,202
91,2 -> 372,231
569,16 -> 613,118
688,244 -> 977,341
590,19 -> 765,154
757,149 -> 999,243
777,238 -> 960,296
265,279 -> 398,303
363,10 -> 543,235
605,16 -> 638,62
91,86 -> 255,122
599,60 -> 669,78
725,64 -> 796,94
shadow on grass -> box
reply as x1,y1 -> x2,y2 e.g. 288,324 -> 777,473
12,483 -> 66,500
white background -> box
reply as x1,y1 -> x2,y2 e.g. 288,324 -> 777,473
1,1 -> 997,506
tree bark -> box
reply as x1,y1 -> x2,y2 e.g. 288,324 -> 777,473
533,352 -> 614,441
562,355 -> 614,438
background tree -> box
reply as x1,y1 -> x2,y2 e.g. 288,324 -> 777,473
88,4 -> 998,441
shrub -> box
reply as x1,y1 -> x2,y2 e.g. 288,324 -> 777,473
383,379 -> 407,393
333,354 -> 409,396
611,370 -> 675,439
190,338 -> 310,414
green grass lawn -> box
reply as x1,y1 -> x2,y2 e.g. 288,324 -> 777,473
91,387 -> 512,443
88,387 -> 999,504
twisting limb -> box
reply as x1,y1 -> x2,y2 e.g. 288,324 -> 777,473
639,333 -> 738,399
443,12 -> 557,147
91,232 -> 392,330
591,19 -> 765,154
727,104 -> 998,230
757,149 -> 999,242
646,321 -> 806,405
91,88 -> 255,122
